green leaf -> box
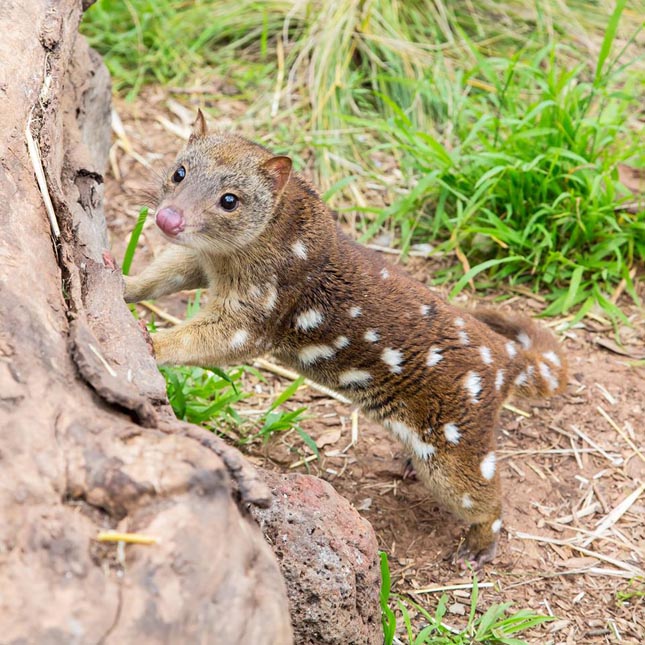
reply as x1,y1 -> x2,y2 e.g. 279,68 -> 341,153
379,552 -> 397,645
468,573 -> 479,626
268,376 -> 305,412
475,602 -> 513,639
296,428 -> 320,459
121,207 -> 149,276
594,0 -> 628,86
561,265 -> 584,313
379,552 -> 391,606
205,366 -> 238,392
322,175 -> 357,202
449,257 -> 523,300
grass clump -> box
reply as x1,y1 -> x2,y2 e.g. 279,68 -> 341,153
160,364 -> 247,427
380,552 -> 554,644
162,362 -> 312,448
360,6 -> 644,320
156,291 -> 309,447
81,0 -> 290,98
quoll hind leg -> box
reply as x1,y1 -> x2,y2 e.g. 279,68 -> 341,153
411,451 -> 503,570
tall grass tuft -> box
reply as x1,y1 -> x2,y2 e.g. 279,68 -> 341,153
359,2 -> 644,319
81,0 -> 290,98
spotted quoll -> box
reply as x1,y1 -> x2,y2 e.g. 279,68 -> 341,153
124,111 -> 567,567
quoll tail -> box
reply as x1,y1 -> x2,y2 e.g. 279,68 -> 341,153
471,308 -> 568,398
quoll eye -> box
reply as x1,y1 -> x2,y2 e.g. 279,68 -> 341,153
220,193 -> 239,211
172,166 -> 186,183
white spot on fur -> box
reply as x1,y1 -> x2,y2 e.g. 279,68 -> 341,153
480,346 -> 493,364
455,317 -> 465,328
543,350 -> 561,368
495,369 -> 505,391
338,369 -> 372,387
380,267 -> 390,279
462,494 -> 474,509
292,240 -> 307,260
514,370 -> 527,387
517,332 -> 532,349
480,452 -> 496,480
464,371 -> 482,403
412,440 -> 436,461
249,284 -> 262,298
427,346 -> 443,367
385,420 -> 435,460
263,283 -> 278,312
458,330 -> 470,345
506,341 -> 517,359
296,308 -> 323,331
230,329 -> 248,349
298,344 -> 336,365
443,423 -> 461,445
334,335 -> 350,349
539,361 -> 559,392
349,306 -> 362,318
420,305 -> 431,316
491,519 -> 502,534
364,329 -> 380,343
381,347 -> 404,374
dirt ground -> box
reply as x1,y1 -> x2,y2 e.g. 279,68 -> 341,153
105,91 -> 645,644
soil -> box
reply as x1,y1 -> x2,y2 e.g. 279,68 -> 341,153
105,90 -> 645,644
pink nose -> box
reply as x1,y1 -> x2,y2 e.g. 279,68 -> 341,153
155,207 -> 185,236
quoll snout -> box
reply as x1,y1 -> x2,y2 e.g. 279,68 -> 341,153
156,206 -> 185,236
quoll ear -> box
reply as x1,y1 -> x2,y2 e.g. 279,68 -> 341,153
189,109 -> 208,143
262,156 -> 292,195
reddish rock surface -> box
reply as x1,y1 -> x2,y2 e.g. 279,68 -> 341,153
252,472 -> 382,645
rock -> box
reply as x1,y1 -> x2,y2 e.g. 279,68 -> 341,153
0,2 -> 293,641
252,472 -> 382,645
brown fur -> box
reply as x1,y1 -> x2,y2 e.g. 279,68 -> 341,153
123,112 -> 568,567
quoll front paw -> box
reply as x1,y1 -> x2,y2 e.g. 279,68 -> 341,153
149,329 -> 178,366
123,274 -> 138,303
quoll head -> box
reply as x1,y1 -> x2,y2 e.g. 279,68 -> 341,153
154,110 -> 292,255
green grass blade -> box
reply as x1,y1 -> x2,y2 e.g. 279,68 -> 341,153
379,552 -> 396,645
593,0 -> 628,86
322,175 -> 358,202
475,602 -> 513,639
562,266 -> 584,313
449,256 -> 523,300
205,366 -> 238,392
122,207 -> 149,276
296,427 -> 320,460
268,376 -> 305,412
